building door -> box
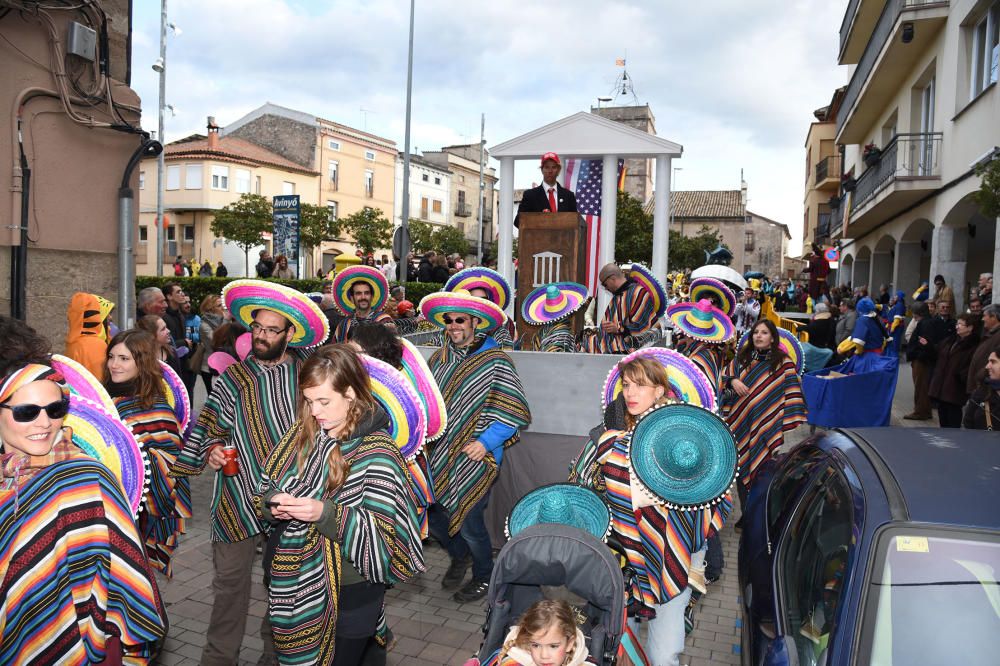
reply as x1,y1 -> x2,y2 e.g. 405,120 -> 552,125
919,78 -> 935,176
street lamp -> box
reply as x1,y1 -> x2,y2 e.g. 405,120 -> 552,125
153,1 -> 179,277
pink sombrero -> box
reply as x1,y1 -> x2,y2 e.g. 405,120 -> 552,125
737,327 -> 804,374
623,263 -> 667,320
333,266 -> 389,316
223,279 -> 329,348
399,338 -> 447,442
445,267 -> 512,309
158,360 -> 191,433
521,282 -> 589,325
689,277 -> 737,317
419,290 -> 506,332
602,347 -> 717,412
668,299 -> 735,344
50,353 -> 117,414
361,355 -> 426,460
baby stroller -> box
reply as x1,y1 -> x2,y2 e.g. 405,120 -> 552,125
474,523 -> 626,665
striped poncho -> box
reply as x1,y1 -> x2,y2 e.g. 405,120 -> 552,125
722,351 -> 807,488
332,311 -> 394,343
676,337 -> 727,396
259,413 -> 424,665
113,394 -> 191,577
570,429 -> 730,611
172,354 -> 299,542
428,335 -> 531,535
578,279 -> 657,353
535,320 -> 576,353
0,440 -> 168,665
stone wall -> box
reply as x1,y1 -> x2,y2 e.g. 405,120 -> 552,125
227,114 -> 317,169
591,105 -> 656,202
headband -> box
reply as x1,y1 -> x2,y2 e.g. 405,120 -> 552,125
0,364 -> 67,404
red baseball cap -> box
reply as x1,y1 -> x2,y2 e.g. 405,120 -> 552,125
540,152 -> 561,166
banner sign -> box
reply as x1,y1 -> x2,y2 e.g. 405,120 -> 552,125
272,195 -> 301,278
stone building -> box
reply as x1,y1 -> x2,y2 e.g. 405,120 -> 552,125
590,104 -> 656,202
421,144 -> 498,261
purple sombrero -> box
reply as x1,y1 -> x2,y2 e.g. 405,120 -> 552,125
223,279 -> 329,348
668,299 -> 735,344
623,263 -> 667,320
445,267 -> 512,309
50,353 -> 117,414
521,282 -> 589,325
65,395 -> 147,517
361,354 -> 426,460
419,290 -> 506,332
333,266 -> 389,316
399,338 -> 447,442
737,327 -> 804,374
602,347 -> 717,412
159,360 -> 191,433
689,278 -> 737,317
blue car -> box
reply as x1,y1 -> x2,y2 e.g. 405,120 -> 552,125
738,427 -> 1000,666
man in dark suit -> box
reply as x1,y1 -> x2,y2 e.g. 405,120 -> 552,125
514,152 -> 578,227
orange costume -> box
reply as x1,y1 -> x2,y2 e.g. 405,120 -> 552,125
65,292 -> 115,379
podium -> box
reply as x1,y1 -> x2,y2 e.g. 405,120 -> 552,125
516,213 -> 588,343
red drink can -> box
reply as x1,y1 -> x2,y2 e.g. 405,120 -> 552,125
222,446 -> 239,476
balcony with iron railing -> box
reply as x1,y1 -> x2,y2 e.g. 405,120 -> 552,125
814,155 -> 842,189
837,0 -> 949,144
816,212 -> 833,240
848,132 -> 942,230
455,202 -> 472,217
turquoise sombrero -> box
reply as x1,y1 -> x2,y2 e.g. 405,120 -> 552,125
668,299 -> 735,343
223,279 -> 329,348
689,277 -> 737,317
521,282 -> 589,325
419,290 -> 506,331
737,327 -> 805,374
445,267 -> 512,309
506,483 -> 611,541
625,403 -> 737,510
332,265 -> 389,317
623,263 -> 667,320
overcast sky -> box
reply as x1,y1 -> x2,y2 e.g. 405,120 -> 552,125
132,0 -> 848,255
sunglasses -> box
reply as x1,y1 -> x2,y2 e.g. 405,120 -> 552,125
0,397 -> 71,423
442,316 -> 468,325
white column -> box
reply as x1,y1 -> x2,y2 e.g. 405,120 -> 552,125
894,241 -> 922,295
597,154 -> 619,317
652,155 -> 671,283
497,157 -> 515,315
933,224 -> 968,311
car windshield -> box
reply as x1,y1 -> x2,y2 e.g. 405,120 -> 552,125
861,529 -> 1000,665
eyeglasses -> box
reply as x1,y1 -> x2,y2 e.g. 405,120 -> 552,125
442,316 -> 468,325
250,322 -> 291,337
0,397 -> 70,423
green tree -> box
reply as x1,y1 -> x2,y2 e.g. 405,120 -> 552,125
406,219 -> 435,253
432,225 -> 470,257
975,158 -> 1000,220
210,193 -> 272,275
333,206 -> 393,256
297,203 -> 337,277
670,225 -> 728,270
614,190 -> 653,265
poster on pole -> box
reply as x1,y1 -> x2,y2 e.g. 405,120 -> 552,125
272,195 -> 301,278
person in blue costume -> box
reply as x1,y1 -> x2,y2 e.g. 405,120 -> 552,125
837,297 -> 888,356
882,290 -> 907,357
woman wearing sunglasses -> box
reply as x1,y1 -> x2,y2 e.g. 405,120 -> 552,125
0,355 -> 167,664
105,329 -> 192,578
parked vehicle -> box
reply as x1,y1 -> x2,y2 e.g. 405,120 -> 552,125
738,427 -> 1000,666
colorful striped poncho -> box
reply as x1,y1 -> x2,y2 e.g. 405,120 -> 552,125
578,279 -> 657,353
171,354 -> 299,542
722,351 -> 807,488
570,429 -> 730,611
0,439 -> 168,665
428,335 -> 531,535
259,415 -> 424,665
113,394 -> 192,577
535,320 -> 576,353
332,311 -> 394,343
676,338 -> 727,396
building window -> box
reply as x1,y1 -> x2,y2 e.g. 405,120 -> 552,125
364,170 -> 374,198
327,200 -> 338,220
434,176 -> 441,185
166,165 -> 180,190
185,164 -> 202,190
970,2 -> 1000,99
432,199 -> 442,213
328,139 -> 341,151
165,225 -> 177,257
211,165 -> 229,190
328,160 -> 339,190
255,175 -> 262,195
422,173 -> 429,182
745,231 -> 755,251
139,171 -> 145,190
459,175 -> 465,183
138,225 -> 148,242
182,225 -> 195,242
283,181 -> 295,195
365,150 -> 376,161
235,168 -> 251,194
420,197 -> 429,219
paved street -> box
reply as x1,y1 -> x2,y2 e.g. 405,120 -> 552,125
153,360 -> 925,666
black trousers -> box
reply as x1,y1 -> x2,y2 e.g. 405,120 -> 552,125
938,401 -> 964,428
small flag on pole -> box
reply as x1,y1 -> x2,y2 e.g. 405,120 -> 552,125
615,58 -> 626,66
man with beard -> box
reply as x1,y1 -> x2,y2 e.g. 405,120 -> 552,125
171,281 -> 329,666
331,265 -> 394,342
578,262 -> 659,353
420,290 -> 531,603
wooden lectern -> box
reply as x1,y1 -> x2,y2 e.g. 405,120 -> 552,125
516,213 -> 588,344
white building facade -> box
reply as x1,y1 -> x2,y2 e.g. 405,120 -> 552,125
393,154 -> 452,229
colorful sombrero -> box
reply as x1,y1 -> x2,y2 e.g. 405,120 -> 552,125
625,403 -> 737,510
689,278 -> 737,317
737,327 -> 804,374
521,282 -> 589,325
159,360 -> 191,433
506,483 -> 611,542
361,355 -> 426,460
65,394 -> 147,517
668,299 -> 735,344
445,267 -> 512,309
419,290 -> 506,332
602,347 -> 717,412
399,338 -> 447,442
50,354 -> 116,414
223,279 -> 329,348
332,266 -> 389,316
622,263 -> 667,320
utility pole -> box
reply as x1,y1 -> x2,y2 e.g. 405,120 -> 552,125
399,0 -> 415,284
154,0 -> 167,276
476,113 -> 486,265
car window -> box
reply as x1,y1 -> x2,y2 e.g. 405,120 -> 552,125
778,465 -> 854,666
767,447 -> 823,536
859,529 -> 1000,665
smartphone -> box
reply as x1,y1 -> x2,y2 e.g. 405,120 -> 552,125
265,500 -> 281,508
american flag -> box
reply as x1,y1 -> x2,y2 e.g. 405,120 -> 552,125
562,158 -> 625,294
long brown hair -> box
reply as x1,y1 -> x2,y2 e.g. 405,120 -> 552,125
136,314 -> 172,361
293,344 -> 377,492
104,329 -> 165,409
737,319 -> 787,373
506,599 -> 579,653
619,356 -> 677,430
